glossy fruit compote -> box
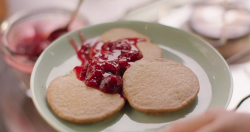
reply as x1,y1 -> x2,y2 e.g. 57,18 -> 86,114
73,38 -> 145,95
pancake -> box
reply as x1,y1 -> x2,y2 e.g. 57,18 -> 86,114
47,71 -> 125,123
98,28 -> 162,59
123,58 -> 199,114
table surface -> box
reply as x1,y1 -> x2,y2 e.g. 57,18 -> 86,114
1,0 -> 250,131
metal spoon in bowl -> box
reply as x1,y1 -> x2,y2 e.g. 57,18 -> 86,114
47,0 -> 84,42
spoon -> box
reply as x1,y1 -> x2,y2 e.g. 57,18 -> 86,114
47,0 -> 84,42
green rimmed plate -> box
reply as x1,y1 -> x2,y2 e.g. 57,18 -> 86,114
31,21 -> 233,132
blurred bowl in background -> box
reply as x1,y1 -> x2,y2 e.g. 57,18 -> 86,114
0,7 -> 88,90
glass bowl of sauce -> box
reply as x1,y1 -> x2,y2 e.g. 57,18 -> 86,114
0,8 -> 88,91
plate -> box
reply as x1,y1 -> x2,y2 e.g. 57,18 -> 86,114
31,21 -> 233,132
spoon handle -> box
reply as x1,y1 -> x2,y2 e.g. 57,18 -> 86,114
66,0 -> 84,28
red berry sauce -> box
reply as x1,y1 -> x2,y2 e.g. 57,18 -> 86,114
14,30 -> 68,62
15,34 -> 50,61
72,38 -> 145,95
47,29 -> 68,42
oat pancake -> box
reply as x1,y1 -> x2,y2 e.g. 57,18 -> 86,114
98,28 -> 162,59
47,71 -> 125,123
123,58 -> 199,114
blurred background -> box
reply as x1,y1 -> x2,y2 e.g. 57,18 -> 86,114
1,0 -> 250,131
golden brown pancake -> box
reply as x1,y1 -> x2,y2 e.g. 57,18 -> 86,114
123,58 -> 199,114
98,28 -> 162,59
47,71 -> 125,123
